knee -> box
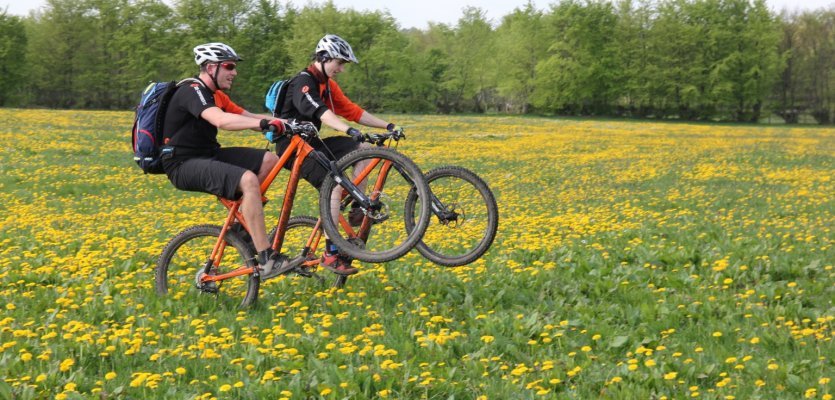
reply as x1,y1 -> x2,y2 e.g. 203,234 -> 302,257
263,151 -> 279,169
239,171 -> 260,194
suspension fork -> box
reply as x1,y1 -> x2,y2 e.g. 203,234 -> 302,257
388,163 -> 457,221
308,150 -> 381,211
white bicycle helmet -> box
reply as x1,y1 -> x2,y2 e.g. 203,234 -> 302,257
193,42 -> 243,65
315,34 -> 359,64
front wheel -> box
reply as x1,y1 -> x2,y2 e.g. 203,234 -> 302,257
405,166 -> 499,267
318,147 -> 431,263
155,225 -> 259,308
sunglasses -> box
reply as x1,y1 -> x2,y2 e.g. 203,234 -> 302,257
218,62 -> 236,71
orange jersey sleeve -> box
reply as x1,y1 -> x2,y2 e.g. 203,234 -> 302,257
213,90 -> 245,115
320,80 -> 364,122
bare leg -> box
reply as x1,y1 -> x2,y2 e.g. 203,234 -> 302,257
239,171 -> 270,252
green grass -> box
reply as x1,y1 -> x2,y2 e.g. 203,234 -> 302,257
0,109 -> 832,399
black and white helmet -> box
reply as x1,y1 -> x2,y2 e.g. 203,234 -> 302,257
315,34 -> 359,64
193,42 -> 243,65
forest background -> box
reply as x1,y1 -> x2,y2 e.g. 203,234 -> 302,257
0,0 -> 834,124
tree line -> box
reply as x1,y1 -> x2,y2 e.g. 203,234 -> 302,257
1,0 -> 833,124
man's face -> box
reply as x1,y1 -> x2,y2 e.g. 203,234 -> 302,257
324,58 -> 348,77
212,61 -> 237,89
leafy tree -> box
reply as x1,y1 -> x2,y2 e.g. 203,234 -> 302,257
113,0 -> 181,107
232,0 -> 292,111
494,2 -> 544,113
283,1 -> 399,111
533,0 -> 618,115
440,7 -> 496,113
0,12 -> 27,106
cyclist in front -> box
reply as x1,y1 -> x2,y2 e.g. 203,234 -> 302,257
276,34 -> 398,276
161,42 -> 293,287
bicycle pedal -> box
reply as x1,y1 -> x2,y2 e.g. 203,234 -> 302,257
196,282 -> 219,294
293,266 -> 314,278
195,270 -> 218,293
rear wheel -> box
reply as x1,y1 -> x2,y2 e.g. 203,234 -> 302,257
318,147 -> 431,262
155,225 -> 259,308
405,166 -> 499,267
264,216 -> 348,290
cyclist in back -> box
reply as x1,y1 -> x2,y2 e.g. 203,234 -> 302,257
277,34 -> 399,276
161,42 -> 293,287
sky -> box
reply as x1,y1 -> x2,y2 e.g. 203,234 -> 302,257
2,0 -> 833,29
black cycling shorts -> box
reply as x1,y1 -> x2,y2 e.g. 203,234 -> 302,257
163,147 -> 267,200
274,136 -> 359,189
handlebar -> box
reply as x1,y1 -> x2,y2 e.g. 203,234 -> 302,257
263,120 -> 405,146
360,128 -> 405,146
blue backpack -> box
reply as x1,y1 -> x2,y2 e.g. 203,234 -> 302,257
131,78 -> 199,174
264,71 -> 310,116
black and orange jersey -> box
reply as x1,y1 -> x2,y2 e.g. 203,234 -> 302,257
278,66 -> 364,129
162,77 -> 244,156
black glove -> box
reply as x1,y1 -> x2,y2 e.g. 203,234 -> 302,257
346,127 -> 364,142
386,123 -> 396,132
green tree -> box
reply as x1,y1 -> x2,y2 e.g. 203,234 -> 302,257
494,2 -> 544,113
440,7 -> 495,113
0,12 -> 28,106
25,0 -> 96,108
283,1 -> 399,111
112,0 -> 181,108
232,0 -> 292,111
533,0 -> 618,115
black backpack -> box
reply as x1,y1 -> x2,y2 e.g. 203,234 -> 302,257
131,78 -> 200,174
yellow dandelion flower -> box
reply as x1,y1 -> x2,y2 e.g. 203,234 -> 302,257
59,358 -> 75,372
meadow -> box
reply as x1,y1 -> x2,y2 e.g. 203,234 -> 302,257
0,109 -> 832,399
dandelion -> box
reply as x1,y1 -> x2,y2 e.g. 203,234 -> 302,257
664,372 -> 678,380
219,384 -> 231,392
59,358 -> 75,372
481,335 -> 494,343
105,372 -> 117,380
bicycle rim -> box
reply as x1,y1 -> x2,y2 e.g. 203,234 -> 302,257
406,166 -> 499,267
319,147 -> 431,263
155,225 -> 259,308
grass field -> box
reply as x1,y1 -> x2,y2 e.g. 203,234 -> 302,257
0,109 -> 832,399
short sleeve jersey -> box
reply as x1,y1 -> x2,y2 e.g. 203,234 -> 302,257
278,67 -> 364,129
163,77 -> 244,156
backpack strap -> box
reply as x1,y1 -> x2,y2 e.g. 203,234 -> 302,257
176,77 -> 204,87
